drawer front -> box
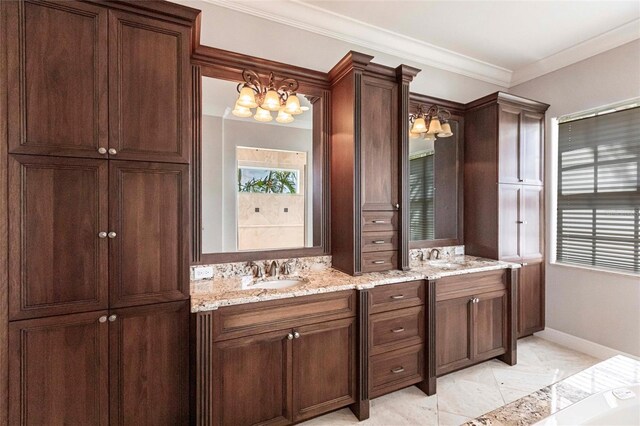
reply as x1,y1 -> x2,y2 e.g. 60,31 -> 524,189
213,290 -> 356,341
362,251 -> 397,273
370,344 -> 424,398
369,280 -> 425,314
362,211 -> 397,232
436,270 -> 506,302
362,231 -> 397,253
370,306 -> 424,355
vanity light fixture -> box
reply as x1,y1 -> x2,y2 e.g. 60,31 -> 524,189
234,69 -> 308,124
409,104 -> 454,139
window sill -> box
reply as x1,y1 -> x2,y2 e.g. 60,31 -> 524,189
550,261 -> 640,278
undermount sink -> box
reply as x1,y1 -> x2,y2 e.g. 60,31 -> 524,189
428,260 -> 464,269
251,278 -> 306,290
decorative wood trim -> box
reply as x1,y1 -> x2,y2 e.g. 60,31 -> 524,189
353,71 -> 363,274
0,1 -> 8,421
410,92 -> 465,116
328,51 -> 373,84
465,91 -> 550,113
349,290 -> 370,421
191,65 -> 202,264
84,0 -> 201,26
191,311 -> 214,426
499,268 -> 518,365
418,279 -> 437,396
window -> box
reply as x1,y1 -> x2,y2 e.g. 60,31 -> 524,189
556,105 -> 640,273
409,152 -> 435,241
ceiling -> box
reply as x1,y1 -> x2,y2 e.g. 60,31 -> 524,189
207,0 -> 640,86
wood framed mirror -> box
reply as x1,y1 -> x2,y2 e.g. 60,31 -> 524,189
191,46 -> 331,264
408,93 -> 465,248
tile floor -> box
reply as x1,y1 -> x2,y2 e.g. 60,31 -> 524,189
301,336 -> 600,426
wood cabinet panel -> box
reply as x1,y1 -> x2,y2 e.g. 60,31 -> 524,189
369,280 -> 424,314
521,186 -> 544,260
370,344 -> 424,398
108,10 -> 190,163
293,318 -> 356,421
361,251 -> 398,273
518,261 -> 545,337
109,301 -> 189,425
109,161 -> 189,307
521,112 -> 544,185
9,155 -> 109,320
474,290 -> 507,360
498,106 -> 521,184
360,76 -> 398,211
361,231 -> 397,253
436,270 -> 506,301
9,311 -> 109,425
213,329 -> 292,426
499,184 -> 522,262
436,296 -> 472,375
369,306 -> 424,355
6,0 -> 108,158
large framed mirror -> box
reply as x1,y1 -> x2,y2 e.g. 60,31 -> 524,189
192,53 -> 330,264
408,93 -> 464,248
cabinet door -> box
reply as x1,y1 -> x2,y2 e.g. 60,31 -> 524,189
9,155 -> 109,320
498,184 -> 522,262
436,296 -> 473,375
109,161 -> 189,307
360,76 -> 398,211
474,290 -> 507,361
109,301 -> 189,425
292,318 -> 356,422
518,261 -> 545,337
108,10 -> 191,163
9,311 -> 109,425
521,185 -> 544,261
498,106 -> 521,184
213,330 -> 293,426
5,0 -> 108,158
521,112 -> 544,185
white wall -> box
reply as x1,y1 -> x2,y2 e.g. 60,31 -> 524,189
511,40 -> 640,357
173,0 -> 505,103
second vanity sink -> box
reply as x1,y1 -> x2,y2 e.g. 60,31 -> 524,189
251,278 -> 307,290
428,260 -> 464,270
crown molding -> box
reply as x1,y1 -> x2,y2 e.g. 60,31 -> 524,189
510,19 -> 640,87
204,0 -> 512,87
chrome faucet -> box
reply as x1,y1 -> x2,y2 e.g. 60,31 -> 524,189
267,260 -> 279,278
419,250 -> 427,262
429,248 -> 441,260
248,261 -> 264,278
281,259 -> 295,275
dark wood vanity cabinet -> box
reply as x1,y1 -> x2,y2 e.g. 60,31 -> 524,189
464,92 -> 548,338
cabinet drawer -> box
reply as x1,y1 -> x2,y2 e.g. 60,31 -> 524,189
370,306 -> 424,355
362,231 -> 397,252
362,251 -> 397,273
362,211 -> 397,232
212,290 -> 356,341
436,270 -> 506,301
369,280 -> 424,314
370,344 -> 424,398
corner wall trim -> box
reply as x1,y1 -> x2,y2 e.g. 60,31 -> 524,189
535,328 -> 639,361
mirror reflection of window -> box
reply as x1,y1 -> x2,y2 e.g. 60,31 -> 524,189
409,138 -> 435,241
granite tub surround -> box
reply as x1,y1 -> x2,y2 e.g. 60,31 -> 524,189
465,355 -> 640,426
190,250 -> 520,312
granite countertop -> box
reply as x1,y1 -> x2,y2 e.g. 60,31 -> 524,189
464,355 -> 640,425
190,255 -> 519,313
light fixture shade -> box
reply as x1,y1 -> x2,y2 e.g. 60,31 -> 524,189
438,122 -> 453,137
427,117 -> 443,134
232,103 -> 252,118
411,117 -> 428,133
262,89 -> 281,111
423,132 -> 436,142
285,94 -> 303,115
254,107 -> 273,122
276,108 -> 294,124
409,130 -> 421,139
237,86 -> 258,108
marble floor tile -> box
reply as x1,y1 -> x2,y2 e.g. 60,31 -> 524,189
438,410 -> 473,426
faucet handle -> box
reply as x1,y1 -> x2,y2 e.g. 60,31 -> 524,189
281,259 -> 296,275
248,261 -> 264,278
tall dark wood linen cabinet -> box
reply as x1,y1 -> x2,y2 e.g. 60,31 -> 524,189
0,1 -> 199,424
464,92 -> 549,338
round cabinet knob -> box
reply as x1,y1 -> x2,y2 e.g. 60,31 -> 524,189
98,316 -> 107,323
107,232 -> 117,239
395,203 -> 400,210
293,331 -> 300,339
98,231 -> 107,239
98,147 -> 107,155
108,314 -> 117,322
287,333 -> 294,340
108,148 -> 117,155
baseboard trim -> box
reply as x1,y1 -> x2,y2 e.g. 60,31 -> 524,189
535,328 -> 639,361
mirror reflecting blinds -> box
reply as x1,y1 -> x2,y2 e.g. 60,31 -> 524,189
410,153 -> 435,241
557,106 -> 640,273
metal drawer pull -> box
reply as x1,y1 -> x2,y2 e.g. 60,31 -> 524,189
390,294 -> 405,300
391,367 -> 405,374
372,240 -> 386,244
108,232 -> 117,239
108,148 -> 117,155
293,331 -> 301,339
372,260 -> 385,264
391,327 -> 405,333
98,316 -> 107,323
287,333 -> 294,340
516,220 -> 528,224
372,220 -> 386,224
97,147 -> 107,155
108,314 -> 117,322
98,232 -> 107,239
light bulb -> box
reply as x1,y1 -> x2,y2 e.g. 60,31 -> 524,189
438,122 -> 453,137
232,103 -> 252,118
427,117 -> 443,134
285,94 -> 303,115
411,117 -> 428,133
276,108 -> 294,124
253,107 -> 273,122
237,86 -> 258,108
262,89 -> 281,111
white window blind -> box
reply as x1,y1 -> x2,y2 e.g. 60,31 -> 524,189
557,106 -> 640,273
410,153 -> 434,241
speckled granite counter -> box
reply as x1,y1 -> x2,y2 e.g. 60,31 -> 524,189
464,355 -> 640,425
190,255 -> 519,312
